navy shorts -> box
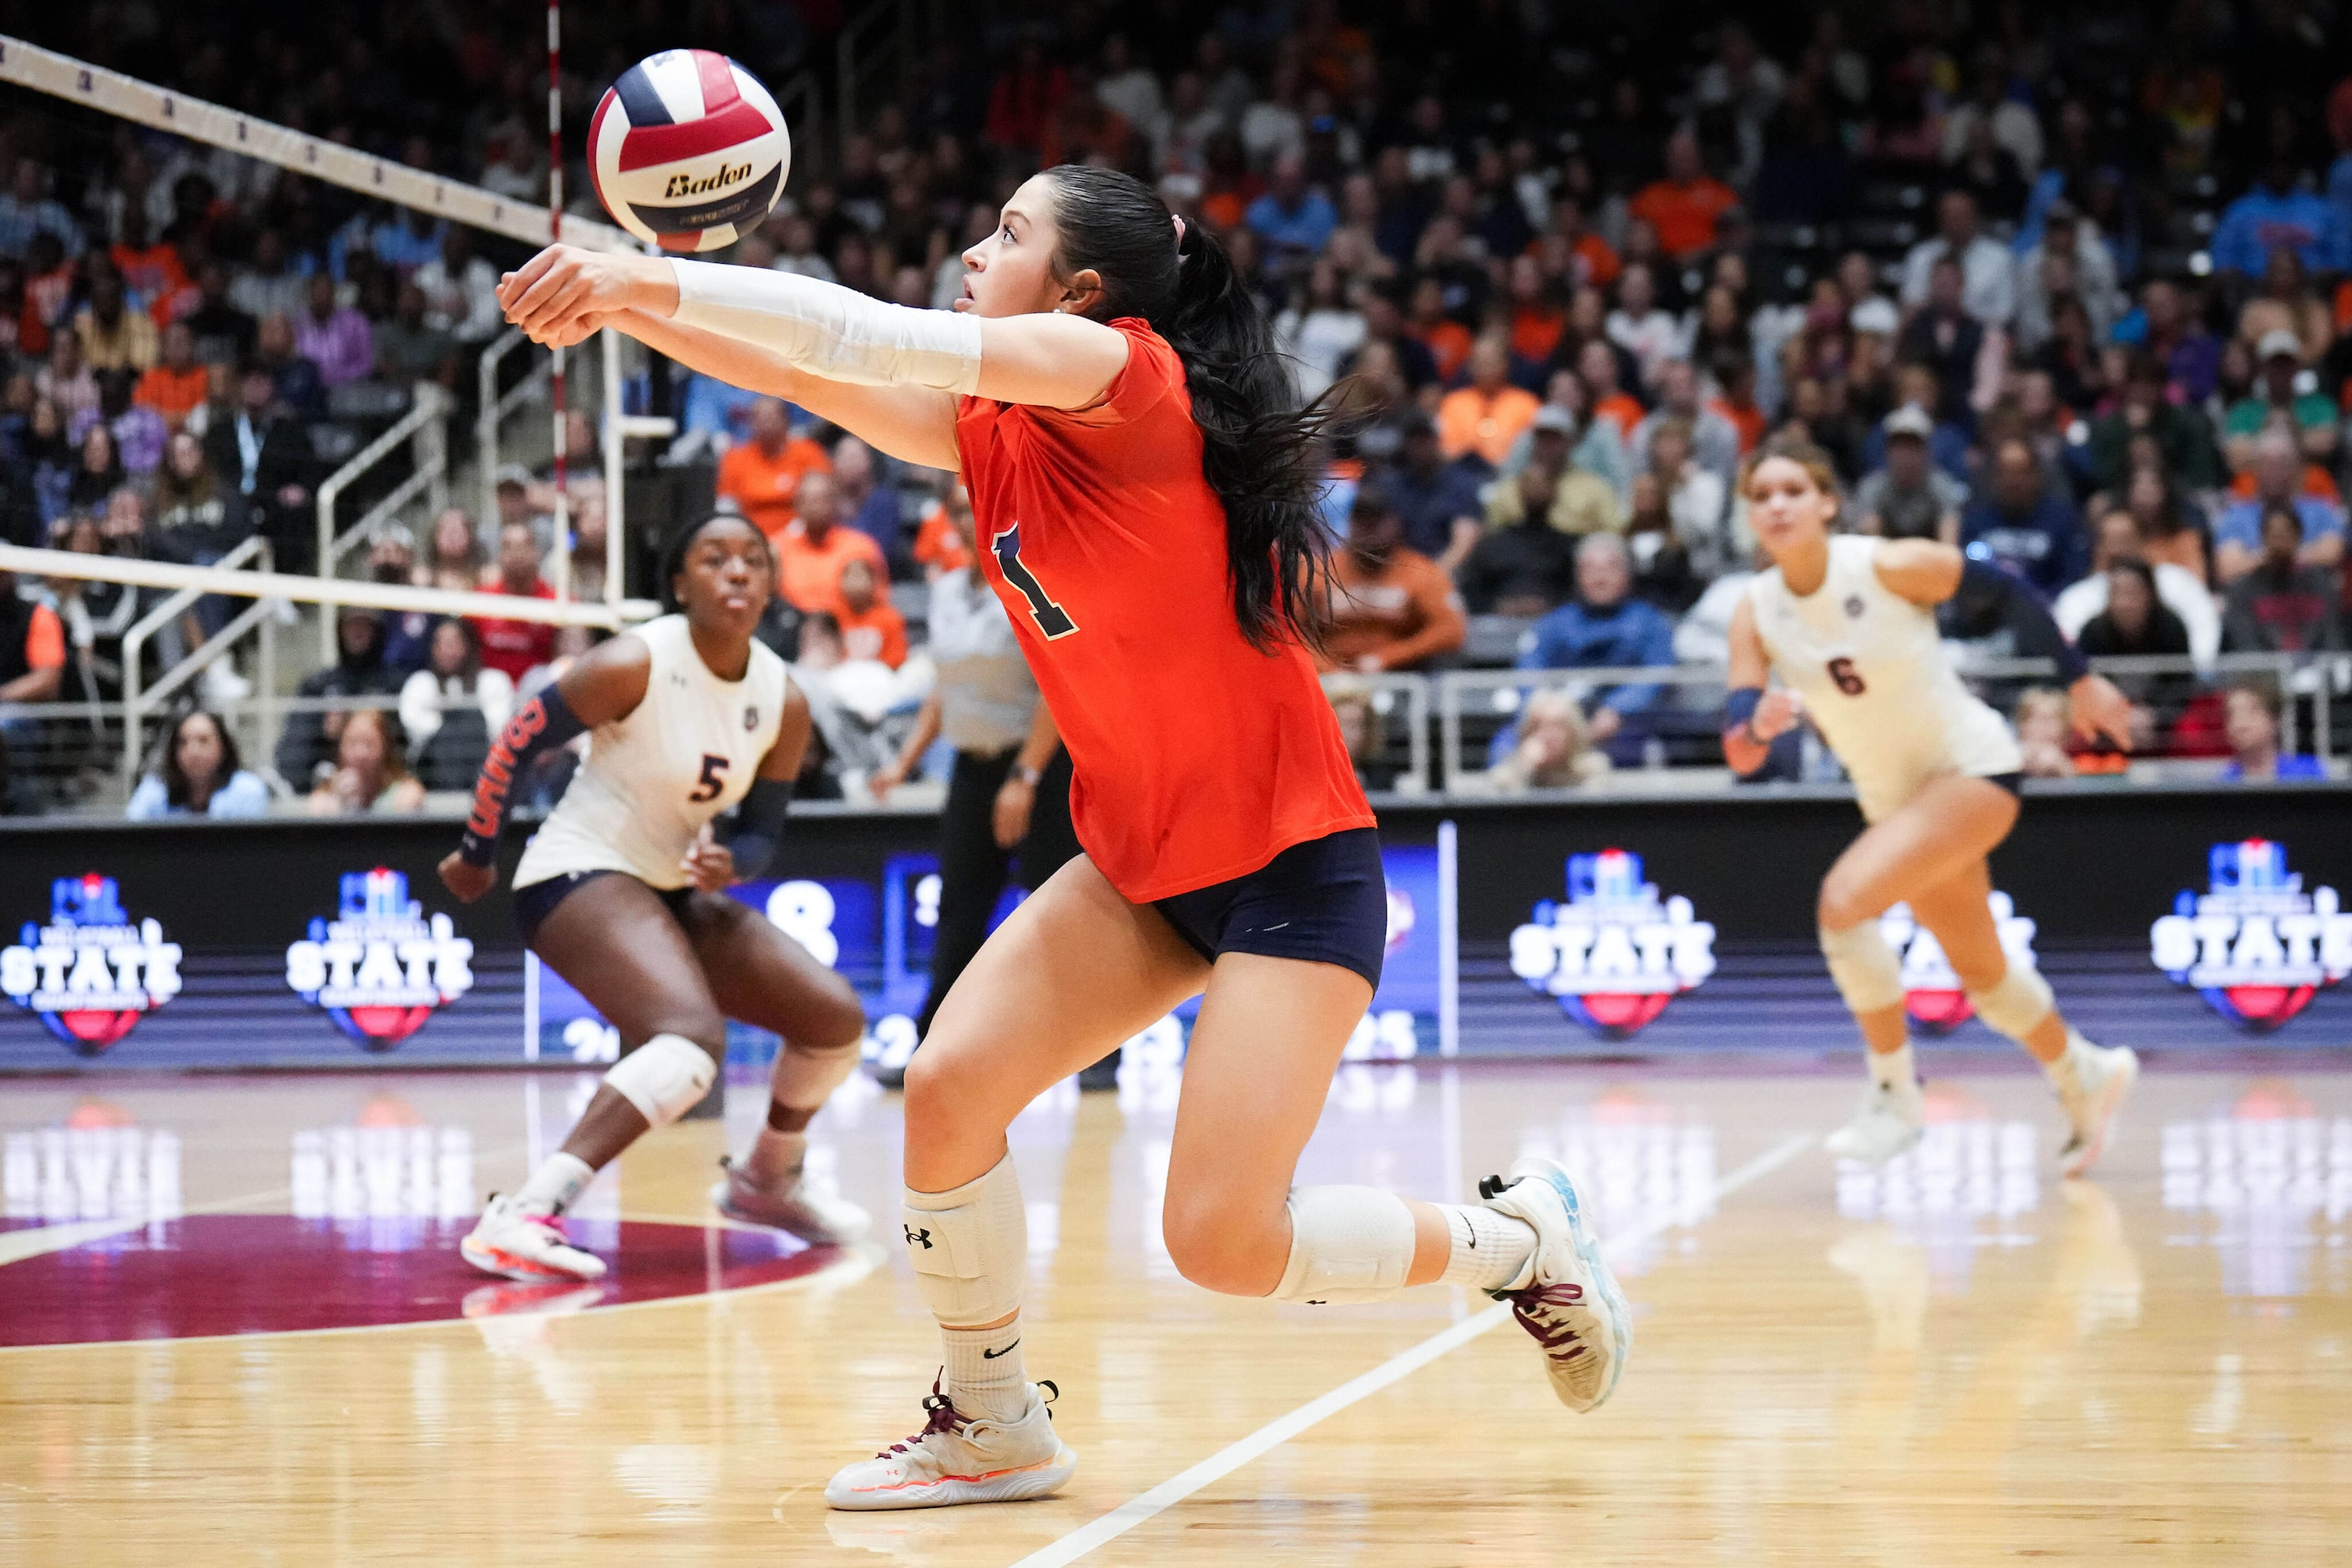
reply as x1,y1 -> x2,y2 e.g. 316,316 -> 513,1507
1152,827 -> 1388,991
513,870 -> 694,945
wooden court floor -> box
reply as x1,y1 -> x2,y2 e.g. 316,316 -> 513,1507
2,1057 -> 2347,1565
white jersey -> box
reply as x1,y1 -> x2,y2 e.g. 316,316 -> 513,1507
1747,534 -> 2021,822
514,615 -> 790,892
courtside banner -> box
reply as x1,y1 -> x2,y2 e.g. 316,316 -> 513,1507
1,784 -> 2345,1069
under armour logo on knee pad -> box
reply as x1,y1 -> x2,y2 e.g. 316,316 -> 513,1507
903,1224 -> 933,1249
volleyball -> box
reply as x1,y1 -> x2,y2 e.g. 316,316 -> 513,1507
587,50 -> 790,252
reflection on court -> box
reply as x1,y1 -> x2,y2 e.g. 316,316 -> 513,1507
0,1064 -> 2347,1564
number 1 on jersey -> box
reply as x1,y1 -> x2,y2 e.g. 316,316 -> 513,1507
992,524 -> 1078,640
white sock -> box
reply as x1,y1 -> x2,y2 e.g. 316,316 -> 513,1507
513,1152 -> 594,1216
1868,1042 -> 1922,1110
941,1317 -> 1029,1423
742,1127 -> 807,1187
1439,1204 -> 1539,1292
2044,1030 -> 2096,1096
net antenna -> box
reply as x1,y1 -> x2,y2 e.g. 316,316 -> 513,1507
0,33 -> 663,613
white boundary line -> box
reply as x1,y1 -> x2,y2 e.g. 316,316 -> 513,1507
1008,1129 -> 1819,1568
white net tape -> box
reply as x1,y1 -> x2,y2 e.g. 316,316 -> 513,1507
0,33 -> 636,255
0,544 -> 659,630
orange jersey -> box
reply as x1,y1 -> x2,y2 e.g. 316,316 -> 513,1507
716,435 -> 832,538
837,598 -> 909,668
912,503 -> 974,574
954,319 -> 1373,903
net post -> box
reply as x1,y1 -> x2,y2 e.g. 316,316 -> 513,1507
601,326 -> 625,602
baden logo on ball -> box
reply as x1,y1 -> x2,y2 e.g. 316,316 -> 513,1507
589,49 -> 791,253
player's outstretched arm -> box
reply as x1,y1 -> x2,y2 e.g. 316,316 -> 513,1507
437,635 -> 653,902
498,245 -> 1127,417
606,306 -> 960,473
1870,538 -> 2135,752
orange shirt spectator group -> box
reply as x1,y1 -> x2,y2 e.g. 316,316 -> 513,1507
717,430 -> 833,538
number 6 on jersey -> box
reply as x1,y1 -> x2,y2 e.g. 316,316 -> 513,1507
991,524 -> 1079,640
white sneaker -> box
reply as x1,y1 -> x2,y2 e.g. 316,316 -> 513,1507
711,1154 -> 869,1245
1480,1157 -> 1632,1414
2056,1043 -> 2139,1178
824,1380 -> 1075,1511
1824,1085 -> 1925,1166
459,1194 -> 609,1282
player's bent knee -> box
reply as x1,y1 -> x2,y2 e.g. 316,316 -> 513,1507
1819,921 -> 1905,1015
812,974 -> 866,1050
1968,961 -> 2053,1040
604,1033 -> 717,1128
1816,880 -> 1881,936
1160,1199 -> 1287,1297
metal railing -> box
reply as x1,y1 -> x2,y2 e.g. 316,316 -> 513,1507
1320,670 -> 1433,793
119,537 -> 276,791
315,381 -> 451,660
834,0 -> 920,158
476,326 -> 553,529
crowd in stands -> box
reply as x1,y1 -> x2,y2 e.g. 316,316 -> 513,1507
0,0 -> 2349,809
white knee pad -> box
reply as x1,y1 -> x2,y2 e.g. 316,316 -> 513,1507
902,1153 -> 1026,1327
1270,1185 -> 1416,1306
1970,961 -> 2054,1040
1819,923 -> 1906,1015
604,1033 -> 717,1127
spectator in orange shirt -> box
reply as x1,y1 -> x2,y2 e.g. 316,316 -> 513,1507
835,556 -> 908,669
913,483 -> 977,577
716,397 -> 832,539
1531,195 -> 1621,290
109,210 -> 186,317
1505,255 -> 1567,365
132,321 -> 208,430
1321,482 -> 1467,673
0,570 -> 66,718
1576,339 -> 1649,438
776,472 -> 887,615
1438,336 -> 1542,470
1627,129 -> 1740,260
1406,275 -> 1473,383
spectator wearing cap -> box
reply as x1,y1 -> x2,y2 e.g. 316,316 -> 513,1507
1629,359 -> 1741,493
1506,370 -> 1633,507
1320,482 -> 1466,674
1899,190 -> 2016,328
1855,406 -> 1966,542
2086,353 -> 2223,495
1960,436 -> 2088,597
1510,403 -> 1624,535
1515,533 -> 1677,759
1376,412 -> 1484,574
2223,504 -> 2344,655
1437,336 -> 1540,472
1461,461 -> 1582,616
2211,156 -> 2352,280
2223,330 -> 2342,469
2213,428 -> 2345,584
2013,200 -> 2123,353
1245,154 -> 1338,262
717,397 -> 833,539
1626,130 -> 1740,261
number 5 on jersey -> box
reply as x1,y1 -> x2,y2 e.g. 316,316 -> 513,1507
688,753 -> 728,803
992,524 -> 1078,640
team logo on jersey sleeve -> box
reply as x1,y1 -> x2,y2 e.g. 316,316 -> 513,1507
286,869 -> 476,1050
1,875 -> 181,1053
1879,893 -> 2038,1034
1510,850 -> 1716,1037
2149,840 -> 2350,1032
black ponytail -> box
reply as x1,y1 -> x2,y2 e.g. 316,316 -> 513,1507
1040,165 -> 1342,656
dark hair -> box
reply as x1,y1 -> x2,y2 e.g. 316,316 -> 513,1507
2105,555 -> 2157,599
1039,164 -> 1338,655
430,615 -> 482,680
2258,502 -> 2305,542
160,709 -> 241,809
659,512 -> 776,615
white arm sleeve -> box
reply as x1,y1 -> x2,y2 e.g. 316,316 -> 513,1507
668,259 -> 985,395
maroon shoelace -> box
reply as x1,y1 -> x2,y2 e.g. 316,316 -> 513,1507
1512,1283 -> 1591,1359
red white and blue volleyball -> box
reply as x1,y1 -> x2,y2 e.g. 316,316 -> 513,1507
589,50 -> 790,252
2150,839 -> 2351,1033
1510,850 -> 1716,1038
285,869 -> 476,1050
0,875 -> 181,1054
1881,890 -> 2041,1035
